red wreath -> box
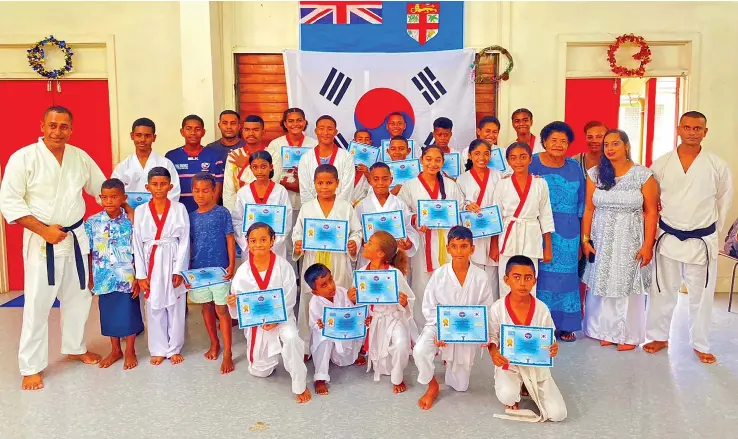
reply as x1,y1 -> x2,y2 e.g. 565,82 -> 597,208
607,34 -> 652,77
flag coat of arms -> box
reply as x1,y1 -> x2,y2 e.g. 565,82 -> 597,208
407,3 -> 440,45
284,49 -> 476,153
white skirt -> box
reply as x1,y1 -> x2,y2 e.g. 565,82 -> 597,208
583,290 -> 646,345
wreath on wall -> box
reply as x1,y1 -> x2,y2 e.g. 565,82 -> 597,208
472,45 -> 514,84
27,35 -> 74,79
607,34 -> 651,77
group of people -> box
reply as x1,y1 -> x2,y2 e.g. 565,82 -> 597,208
0,104 -> 732,422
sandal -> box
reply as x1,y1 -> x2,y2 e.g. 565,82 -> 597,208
559,331 -> 577,342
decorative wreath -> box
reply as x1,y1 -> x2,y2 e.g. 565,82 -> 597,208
27,35 -> 74,79
472,45 -> 514,84
607,34 -> 651,77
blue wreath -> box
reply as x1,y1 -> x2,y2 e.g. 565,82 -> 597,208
27,35 -> 74,79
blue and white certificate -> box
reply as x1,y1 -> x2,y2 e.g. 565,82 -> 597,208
281,146 -> 313,169
353,269 -> 400,304
181,267 -> 227,289
322,305 -> 368,340
500,324 -> 554,367
417,200 -> 459,229
386,159 -> 421,188
236,288 -> 288,329
348,141 -> 381,167
127,192 -> 151,210
302,218 -> 349,252
243,204 -> 287,235
488,148 -> 508,172
442,152 -> 461,178
460,205 -> 504,238
437,305 -> 489,343
361,210 -> 406,240
380,139 -> 416,162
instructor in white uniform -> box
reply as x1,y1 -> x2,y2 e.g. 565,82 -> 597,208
644,111 -> 733,364
0,106 -> 107,390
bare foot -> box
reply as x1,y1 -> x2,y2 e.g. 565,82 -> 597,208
170,354 -> 184,365
417,378 -> 440,410
21,373 -> 44,391
296,388 -> 312,403
204,343 -> 220,360
220,353 -> 235,374
67,351 -> 102,365
505,402 -> 520,410
123,352 -> 138,370
643,340 -> 668,354
600,340 -> 614,347
617,344 -> 637,351
393,381 -> 407,394
695,350 -> 717,364
150,356 -> 166,366
354,354 -> 367,367
98,351 -> 123,368
314,380 -> 329,395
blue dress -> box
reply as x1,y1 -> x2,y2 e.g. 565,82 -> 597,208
529,155 -> 585,332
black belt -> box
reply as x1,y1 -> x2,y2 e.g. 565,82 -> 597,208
46,218 -> 86,290
654,219 -> 715,292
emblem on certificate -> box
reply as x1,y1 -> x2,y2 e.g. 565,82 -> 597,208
126,192 -> 152,210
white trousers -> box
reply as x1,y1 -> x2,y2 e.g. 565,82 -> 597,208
369,323 -> 411,385
474,262 -> 500,302
409,253 -> 433,330
413,327 -> 471,391
146,295 -> 187,358
646,253 -> 717,353
297,288 -> 313,354
494,367 -> 567,422
499,255 -> 539,297
311,337 -> 362,382
245,322 -> 308,394
19,251 -> 92,376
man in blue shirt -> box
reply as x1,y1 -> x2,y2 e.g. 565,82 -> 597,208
206,110 -> 245,163
165,115 -> 225,212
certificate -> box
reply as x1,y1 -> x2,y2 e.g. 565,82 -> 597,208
348,141 -> 381,167
353,269 -> 399,304
417,200 -> 459,229
180,267 -> 227,289
127,192 -> 151,210
442,152 -> 461,178
488,148 -> 507,172
437,305 -> 489,343
460,205 -> 504,238
280,146 -> 313,169
322,305 -> 368,340
243,204 -> 287,235
380,139 -> 416,162
236,288 -> 288,329
302,218 -> 349,252
500,324 -> 554,367
361,210 -> 406,240
386,159 -> 421,188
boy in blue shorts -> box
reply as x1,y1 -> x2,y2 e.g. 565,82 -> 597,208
187,173 -> 237,374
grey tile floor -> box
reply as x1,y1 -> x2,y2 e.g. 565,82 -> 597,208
0,291 -> 736,439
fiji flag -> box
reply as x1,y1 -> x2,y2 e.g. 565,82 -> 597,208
299,1 -> 464,52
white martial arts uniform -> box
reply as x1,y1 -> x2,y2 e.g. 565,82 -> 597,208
229,253 -> 307,394
507,134 -> 544,155
398,176 -> 464,327
0,138 -> 106,376
232,182 -> 293,260
457,168 -> 504,300
350,174 -> 371,207
492,175 -> 555,296
111,151 -> 181,201
297,145 -> 356,204
266,134 -> 318,214
132,201 -> 190,358
357,264 -> 416,383
646,150 -> 733,353
490,296 -> 567,422
309,287 -> 363,381
292,199 -> 363,350
412,263 -> 494,391
222,147 -> 282,212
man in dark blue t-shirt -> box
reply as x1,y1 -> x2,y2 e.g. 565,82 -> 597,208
206,110 -> 246,163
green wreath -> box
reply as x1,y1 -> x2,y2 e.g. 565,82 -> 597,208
473,45 -> 514,84
27,35 -> 74,79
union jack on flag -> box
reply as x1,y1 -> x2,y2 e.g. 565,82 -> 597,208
300,1 -> 383,24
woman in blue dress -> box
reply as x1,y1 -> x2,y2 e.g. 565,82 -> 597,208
529,121 -> 585,341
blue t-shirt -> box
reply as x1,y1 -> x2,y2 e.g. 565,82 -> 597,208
206,138 -> 245,164
189,205 -> 234,269
165,146 -> 225,212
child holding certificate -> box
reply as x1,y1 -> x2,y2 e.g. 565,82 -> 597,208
306,263 -> 366,395
457,139 -> 504,300
398,145 -> 464,329
226,223 -> 311,403
355,231 -> 416,393
490,142 -> 555,296
351,129 -> 373,206
385,136 -> 413,195
293,164 -> 363,354
232,150 -> 293,260
488,255 -> 566,422
413,226 -> 495,410
132,167 -> 190,366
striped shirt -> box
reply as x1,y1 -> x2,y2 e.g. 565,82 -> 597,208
165,146 -> 225,212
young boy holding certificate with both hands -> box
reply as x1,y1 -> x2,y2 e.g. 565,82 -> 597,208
351,129 -> 373,206
226,223 -> 311,403
488,255 -> 566,422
